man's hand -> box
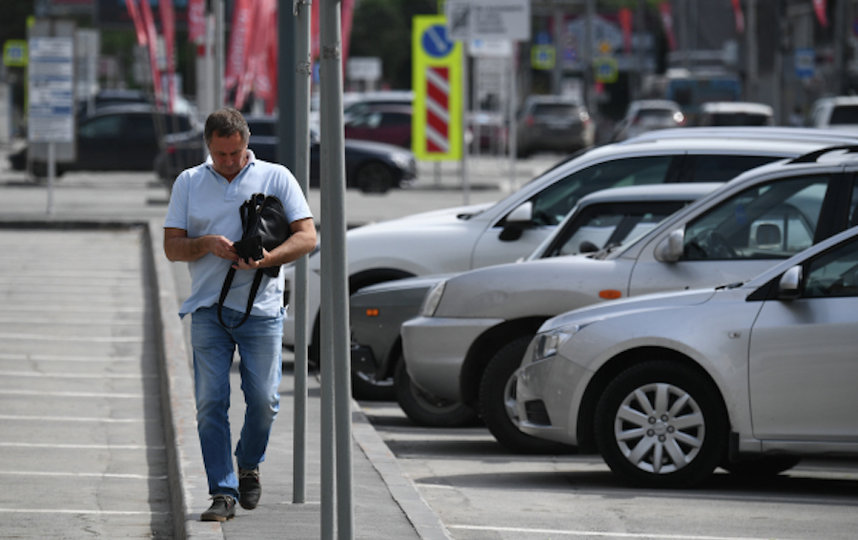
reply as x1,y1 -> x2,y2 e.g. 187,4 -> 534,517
233,249 -> 268,270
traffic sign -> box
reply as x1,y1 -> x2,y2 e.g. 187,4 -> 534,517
445,0 -> 530,42
3,40 -> 28,67
412,16 -> 463,161
28,36 -> 75,144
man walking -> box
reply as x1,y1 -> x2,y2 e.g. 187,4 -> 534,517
163,107 -> 316,521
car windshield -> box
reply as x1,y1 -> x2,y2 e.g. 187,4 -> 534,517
830,105 -> 858,125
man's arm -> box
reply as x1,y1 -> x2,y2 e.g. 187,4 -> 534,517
233,217 -> 317,271
164,227 -> 238,262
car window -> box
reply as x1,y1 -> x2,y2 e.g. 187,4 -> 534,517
525,156 -> 674,226
383,112 -> 410,126
683,154 -> 778,182
683,176 -> 827,261
803,235 -> 858,298
248,119 -> 275,136
829,105 -> 858,125
542,201 -> 688,257
125,114 -> 157,140
531,103 -> 577,117
79,114 -> 123,138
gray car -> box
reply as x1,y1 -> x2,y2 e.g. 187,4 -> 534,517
515,95 -> 594,156
350,183 -> 720,425
401,143 -> 858,453
516,224 -> 858,487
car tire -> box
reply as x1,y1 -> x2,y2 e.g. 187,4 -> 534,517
355,162 -> 394,194
480,336 -> 575,454
594,359 -> 728,488
721,455 -> 801,478
352,365 -> 396,401
394,356 -> 479,427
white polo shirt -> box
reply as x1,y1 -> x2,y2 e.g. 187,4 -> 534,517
164,150 -> 313,318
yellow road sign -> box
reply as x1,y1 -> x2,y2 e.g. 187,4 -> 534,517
412,15 -> 463,161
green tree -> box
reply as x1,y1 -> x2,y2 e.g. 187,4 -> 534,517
348,0 -> 437,89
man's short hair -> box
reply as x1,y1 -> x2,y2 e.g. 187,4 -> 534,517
204,107 -> 250,145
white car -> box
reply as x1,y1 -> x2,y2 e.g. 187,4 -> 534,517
611,99 -> 685,141
809,95 -> 858,131
401,144 -> 858,453
516,225 -> 858,488
282,128 -> 858,392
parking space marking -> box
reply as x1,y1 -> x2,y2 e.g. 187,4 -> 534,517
449,525 -> 769,540
0,470 -> 167,480
0,371 -> 155,379
0,353 -> 138,362
0,415 -> 150,423
0,442 -> 164,450
0,508 -> 169,515
0,332 -> 143,342
0,389 -> 145,398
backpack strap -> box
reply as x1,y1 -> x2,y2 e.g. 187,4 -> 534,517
217,267 -> 265,329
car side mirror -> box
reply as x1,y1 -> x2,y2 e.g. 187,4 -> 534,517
579,240 -> 599,253
654,228 -> 685,262
499,202 -> 534,242
777,265 -> 803,300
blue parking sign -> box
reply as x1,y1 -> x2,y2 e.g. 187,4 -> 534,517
422,24 -> 455,59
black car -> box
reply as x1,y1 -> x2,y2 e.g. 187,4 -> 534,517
9,104 -> 199,177
154,115 -> 417,194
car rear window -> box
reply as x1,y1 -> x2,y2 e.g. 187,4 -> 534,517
829,105 -> 858,125
532,103 -> 578,117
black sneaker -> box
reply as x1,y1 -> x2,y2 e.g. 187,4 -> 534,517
238,468 -> 261,510
201,494 -> 236,522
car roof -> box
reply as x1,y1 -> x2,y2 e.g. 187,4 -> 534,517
627,99 -> 681,111
699,101 -> 773,114
623,126 -> 858,145
814,95 -> 858,106
575,183 -> 722,206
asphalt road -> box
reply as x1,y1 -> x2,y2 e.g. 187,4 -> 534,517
361,400 -> 858,540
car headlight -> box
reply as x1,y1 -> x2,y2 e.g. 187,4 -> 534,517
420,280 -> 446,317
528,324 -> 587,365
391,152 -> 413,170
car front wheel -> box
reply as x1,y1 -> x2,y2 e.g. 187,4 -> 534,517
355,162 -> 394,194
480,336 -> 575,454
594,359 -> 727,488
394,356 -> 479,427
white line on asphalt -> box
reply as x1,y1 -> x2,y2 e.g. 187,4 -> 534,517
0,442 -> 164,450
0,353 -> 138,362
0,508 -> 169,516
0,470 -> 167,480
0,389 -> 145,398
0,333 -> 143,342
448,525 -> 771,540
0,415 -> 151,423
0,371 -> 155,379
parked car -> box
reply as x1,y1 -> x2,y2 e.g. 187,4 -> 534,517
401,143 -> 858,453
694,101 -> 774,126
515,95 -> 594,157
611,99 -> 685,141
9,104 -> 199,177
350,183 -> 721,424
75,88 -> 199,120
344,104 -> 412,148
281,127 -> 858,398
154,115 -> 417,194
516,224 -> 858,487
809,95 -> 858,131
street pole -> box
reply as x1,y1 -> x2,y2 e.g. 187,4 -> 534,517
214,0 -> 224,109
319,0 -> 353,538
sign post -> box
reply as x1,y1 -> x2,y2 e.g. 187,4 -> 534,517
28,30 -> 75,215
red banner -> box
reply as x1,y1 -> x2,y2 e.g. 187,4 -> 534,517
159,0 -> 177,111
124,0 -> 147,46
187,0 -> 206,45
731,0 -> 745,33
618,8 -> 632,54
234,0 -> 276,111
225,0 -> 253,91
139,0 -> 163,104
813,0 -> 828,27
659,1 -> 677,51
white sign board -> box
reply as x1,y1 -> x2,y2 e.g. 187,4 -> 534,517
446,0 -> 530,42
28,36 -> 74,143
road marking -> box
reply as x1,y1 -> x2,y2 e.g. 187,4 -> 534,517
449,525 -> 771,540
0,353 -> 139,362
0,371 -> 155,379
0,442 -> 164,450
0,470 -> 167,480
0,415 -> 151,423
0,333 -> 143,342
0,389 -> 145,398
0,508 -> 169,516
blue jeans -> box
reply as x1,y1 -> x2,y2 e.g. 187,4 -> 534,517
190,305 -> 283,499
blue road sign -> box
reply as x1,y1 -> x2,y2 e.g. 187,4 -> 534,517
422,24 -> 454,58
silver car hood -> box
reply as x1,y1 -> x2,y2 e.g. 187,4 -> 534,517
541,287 -> 718,333
348,203 -> 493,236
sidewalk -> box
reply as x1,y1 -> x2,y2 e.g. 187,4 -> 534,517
0,163 -> 451,538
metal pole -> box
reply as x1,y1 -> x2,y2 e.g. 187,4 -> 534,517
46,142 -> 55,215
319,0 -> 353,538
214,0 -> 225,108
287,0 -> 312,505
461,50 -> 470,206
508,48 -> 516,189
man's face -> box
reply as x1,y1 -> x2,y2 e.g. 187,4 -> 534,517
207,132 -> 248,180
